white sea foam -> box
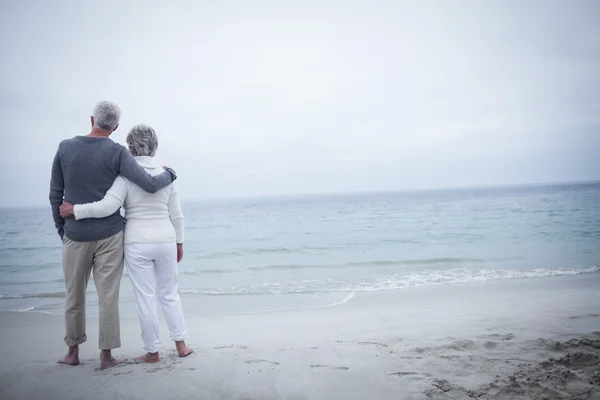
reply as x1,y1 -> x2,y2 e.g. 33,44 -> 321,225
0,292 -> 65,299
10,306 -> 36,312
3,267 -> 598,302
179,266 -> 600,296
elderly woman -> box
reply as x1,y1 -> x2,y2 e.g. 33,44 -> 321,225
60,124 -> 192,363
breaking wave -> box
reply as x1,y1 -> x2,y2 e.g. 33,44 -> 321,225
180,266 -> 600,296
184,257 -> 524,275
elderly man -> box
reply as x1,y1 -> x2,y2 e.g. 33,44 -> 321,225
49,101 -> 177,370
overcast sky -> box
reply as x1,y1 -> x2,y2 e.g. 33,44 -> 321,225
1,0 -> 599,207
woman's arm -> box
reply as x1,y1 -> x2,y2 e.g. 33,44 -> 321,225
73,177 -> 130,220
168,185 -> 185,244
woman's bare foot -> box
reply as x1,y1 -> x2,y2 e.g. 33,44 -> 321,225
135,352 -> 160,363
58,345 -> 80,366
175,341 -> 193,357
100,349 -> 121,370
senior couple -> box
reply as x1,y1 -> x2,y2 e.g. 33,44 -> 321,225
49,101 -> 192,369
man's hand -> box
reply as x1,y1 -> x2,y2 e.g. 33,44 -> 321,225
161,166 -> 177,182
59,202 -> 75,218
177,243 -> 183,263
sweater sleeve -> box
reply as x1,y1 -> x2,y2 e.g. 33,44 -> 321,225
49,145 -> 65,239
116,146 -> 176,193
74,177 -> 130,220
168,185 -> 185,243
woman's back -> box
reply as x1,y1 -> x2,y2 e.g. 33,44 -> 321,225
122,156 -> 178,245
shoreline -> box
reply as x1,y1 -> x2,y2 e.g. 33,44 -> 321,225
3,271 -> 599,318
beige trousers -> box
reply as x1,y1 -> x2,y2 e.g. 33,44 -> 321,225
62,231 -> 124,349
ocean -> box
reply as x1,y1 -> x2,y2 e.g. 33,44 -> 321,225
1,182 -> 599,316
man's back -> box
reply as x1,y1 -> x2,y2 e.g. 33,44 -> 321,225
57,136 -> 125,241
50,136 -> 175,242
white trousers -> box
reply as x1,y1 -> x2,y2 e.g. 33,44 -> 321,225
125,242 -> 187,353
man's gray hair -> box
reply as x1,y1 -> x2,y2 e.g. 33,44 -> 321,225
127,123 -> 159,157
92,101 -> 121,131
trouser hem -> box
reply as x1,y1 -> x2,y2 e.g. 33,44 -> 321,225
144,345 -> 161,353
64,334 -> 87,347
99,340 -> 121,350
171,333 -> 188,342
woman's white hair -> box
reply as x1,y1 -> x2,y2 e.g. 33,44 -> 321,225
126,123 -> 159,157
92,101 -> 121,131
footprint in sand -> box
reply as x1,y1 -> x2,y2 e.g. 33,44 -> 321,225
358,341 -> 389,347
113,371 -> 133,376
310,364 -> 349,370
245,360 -> 280,365
483,341 -> 500,350
214,345 -> 249,350
568,313 -> 600,320
477,333 -> 515,341
439,355 -> 462,361
390,371 -> 431,377
411,347 -> 431,354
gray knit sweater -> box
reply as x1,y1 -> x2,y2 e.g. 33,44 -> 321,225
49,136 -> 176,242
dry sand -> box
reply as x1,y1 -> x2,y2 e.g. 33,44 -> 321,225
0,274 -> 599,400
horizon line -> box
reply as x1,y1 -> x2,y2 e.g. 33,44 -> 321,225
185,178 -> 600,202
4,178 -> 598,210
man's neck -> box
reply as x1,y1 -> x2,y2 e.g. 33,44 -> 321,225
88,128 -> 111,138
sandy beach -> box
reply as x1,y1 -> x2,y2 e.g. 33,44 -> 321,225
1,274 -> 599,400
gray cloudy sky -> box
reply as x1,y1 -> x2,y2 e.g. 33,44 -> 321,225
1,0 -> 599,207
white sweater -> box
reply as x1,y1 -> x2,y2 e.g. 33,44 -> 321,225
73,156 -> 184,245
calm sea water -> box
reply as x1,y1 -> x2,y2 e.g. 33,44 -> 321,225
1,182 -> 599,315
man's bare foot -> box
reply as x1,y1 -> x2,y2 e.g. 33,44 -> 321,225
175,341 -> 193,357
100,349 -> 121,370
135,352 -> 160,363
57,345 -> 80,366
